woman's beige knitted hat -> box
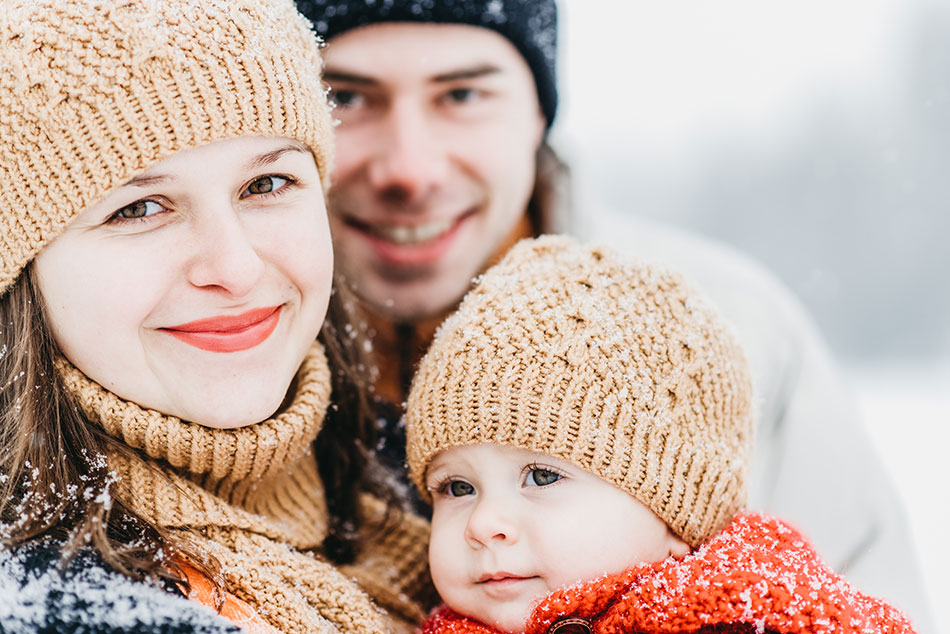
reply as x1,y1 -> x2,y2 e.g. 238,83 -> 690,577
0,0 -> 334,294
406,235 -> 755,546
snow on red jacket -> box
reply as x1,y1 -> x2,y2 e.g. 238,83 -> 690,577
420,513 -> 916,634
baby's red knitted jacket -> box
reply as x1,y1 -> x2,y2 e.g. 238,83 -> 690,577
420,513 -> 916,634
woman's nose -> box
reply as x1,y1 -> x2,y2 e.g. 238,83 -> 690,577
185,206 -> 265,298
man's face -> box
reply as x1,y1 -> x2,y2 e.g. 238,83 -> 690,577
323,23 -> 546,321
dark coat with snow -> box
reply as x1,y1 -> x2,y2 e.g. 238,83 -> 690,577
419,513 -> 917,634
0,540 -> 240,634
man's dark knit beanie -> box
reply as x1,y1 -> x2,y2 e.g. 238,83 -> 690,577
295,0 -> 558,126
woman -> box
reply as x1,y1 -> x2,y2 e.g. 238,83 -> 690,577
0,1 -> 430,632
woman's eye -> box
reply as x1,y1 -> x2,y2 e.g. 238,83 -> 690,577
526,468 -> 562,487
113,199 -> 165,220
243,175 -> 289,198
447,480 -> 475,497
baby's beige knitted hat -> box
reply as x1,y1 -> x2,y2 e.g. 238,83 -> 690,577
0,0 -> 333,294
406,235 -> 755,546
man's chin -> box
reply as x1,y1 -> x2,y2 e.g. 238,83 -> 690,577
362,282 -> 473,324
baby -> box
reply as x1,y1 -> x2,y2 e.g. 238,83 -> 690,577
405,236 -> 915,634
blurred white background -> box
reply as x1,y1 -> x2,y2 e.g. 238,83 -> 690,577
551,1 -> 949,632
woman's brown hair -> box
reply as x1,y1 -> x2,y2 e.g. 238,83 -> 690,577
0,264 -> 207,587
316,280 -> 403,564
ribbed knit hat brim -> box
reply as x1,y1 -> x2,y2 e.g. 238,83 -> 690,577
406,236 -> 755,546
0,0 -> 334,294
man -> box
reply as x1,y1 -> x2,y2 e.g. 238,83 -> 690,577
295,1 -> 935,630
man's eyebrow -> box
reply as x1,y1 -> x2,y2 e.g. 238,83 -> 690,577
245,142 -> 309,171
432,64 -> 501,83
323,69 -> 379,86
323,64 -> 502,86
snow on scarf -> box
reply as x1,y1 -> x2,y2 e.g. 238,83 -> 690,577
420,513 -> 916,634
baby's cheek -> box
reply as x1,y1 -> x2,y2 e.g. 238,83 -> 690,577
428,562 -> 456,603
428,522 -> 462,602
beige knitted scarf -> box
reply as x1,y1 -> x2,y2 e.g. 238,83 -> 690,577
57,343 -> 431,634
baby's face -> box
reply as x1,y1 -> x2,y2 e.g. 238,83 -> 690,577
426,444 -> 689,633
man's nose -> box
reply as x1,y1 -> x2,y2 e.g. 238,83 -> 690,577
367,98 -> 449,204
185,205 -> 265,298
464,495 -> 520,549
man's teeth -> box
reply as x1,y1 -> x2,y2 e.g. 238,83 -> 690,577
373,219 -> 455,245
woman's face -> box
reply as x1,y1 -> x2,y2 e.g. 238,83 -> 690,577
34,136 -> 333,429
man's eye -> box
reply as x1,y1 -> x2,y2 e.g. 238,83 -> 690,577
526,468 -> 562,487
113,200 -> 164,220
329,88 -> 362,109
447,480 -> 475,497
242,175 -> 289,198
444,87 -> 478,104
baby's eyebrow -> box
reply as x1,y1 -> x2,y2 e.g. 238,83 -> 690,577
424,465 -> 453,485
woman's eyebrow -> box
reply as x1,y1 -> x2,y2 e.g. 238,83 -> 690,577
124,173 -> 171,188
245,143 -> 309,171
121,144 -> 308,188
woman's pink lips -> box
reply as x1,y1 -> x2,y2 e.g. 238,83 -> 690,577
160,306 -> 282,353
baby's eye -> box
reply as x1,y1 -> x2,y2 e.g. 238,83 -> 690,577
526,468 -> 562,487
242,175 -> 289,198
112,199 -> 165,220
446,480 -> 475,497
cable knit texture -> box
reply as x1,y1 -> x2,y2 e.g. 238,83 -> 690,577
406,235 -> 754,546
56,343 -> 432,634
0,0 -> 334,294
420,513 -> 917,634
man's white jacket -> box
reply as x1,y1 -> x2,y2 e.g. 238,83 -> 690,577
538,146 -> 935,633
